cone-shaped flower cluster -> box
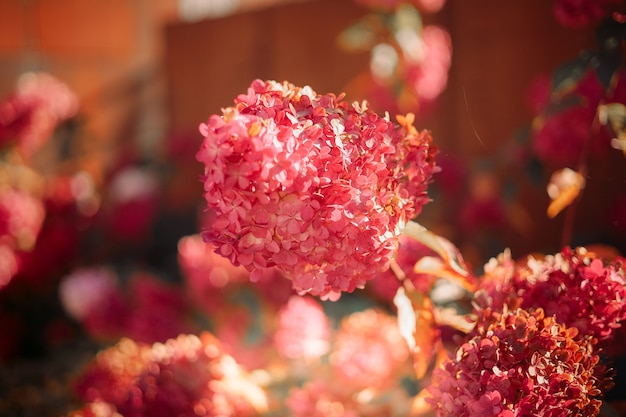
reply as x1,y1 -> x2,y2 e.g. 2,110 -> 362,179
197,79 -> 437,298
428,308 -> 614,417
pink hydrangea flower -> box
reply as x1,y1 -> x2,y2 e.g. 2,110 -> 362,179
73,333 -> 267,417
427,308 -> 613,417
286,380 -> 360,417
330,309 -> 410,390
0,72 -> 78,157
274,295 -> 331,360
0,188 -> 45,251
405,25 -> 452,107
59,267 -> 120,321
474,247 -> 626,341
197,79 -> 437,298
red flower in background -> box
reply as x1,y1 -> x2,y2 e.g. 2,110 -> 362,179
59,268 -> 194,344
553,0 -> 623,28
0,72 -> 78,157
274,295 -> 331,360
330,309 -> 410,391
197,79 -> 437,299
73,333 -> 267,417
530,69 -> 626,167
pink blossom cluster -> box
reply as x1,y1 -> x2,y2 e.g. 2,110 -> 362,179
197,79 -> 437,298
474,247 -> 626,341
529,69 -> 626,167
552,0 -> 623,28
0,72 -> 78,157
274,295 -> 331,360
427,308 -> 613,417
59,268 -> 194,344
285,308 -> 412,416
363,24 -> 452,116
72,333 -> 267,417
405,25 -> 453,108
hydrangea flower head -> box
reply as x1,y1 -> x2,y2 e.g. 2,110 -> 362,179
197,80 -> 437,298
74,333 -> 267,417
475,247 -> 626,341
330,308 -> 410,390
274,295 -> 331,360
0,72 -> 78,157
427,308 -> 613,417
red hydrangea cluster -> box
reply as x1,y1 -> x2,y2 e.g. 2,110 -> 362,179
474,247 -> 626,341
197,79 -> 437,298
0,72 -> 78,157
529,69 -> 626,167
427,308 -> 614,417
73,333 -> 267,417
59,268 -> 194,344
552,0 -> 623,28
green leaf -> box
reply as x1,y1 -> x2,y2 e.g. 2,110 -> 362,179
337,17 -> 379,53
551,51 -> 594,95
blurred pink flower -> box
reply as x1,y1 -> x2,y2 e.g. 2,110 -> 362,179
59,267 -> 119,321
197,79 -> 437,299
178,234 -> 249,310
553,0 -> 623,28
105,167 -> 160,242
274,295 -> 331,360
287,381 -> 359,417
330,309 -> 410,390
124,272 -> 195,344
0,188 -> 45,251
73,333 -> 267,417
60,268 -> 194,343
405,25 -> 452,108
427,308 -> 613,417
475,247 -> 626,341
0,72 -> 78,157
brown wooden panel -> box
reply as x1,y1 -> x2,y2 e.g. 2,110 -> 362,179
164,0 -> 369,130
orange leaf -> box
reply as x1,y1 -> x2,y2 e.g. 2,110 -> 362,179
546,168 -> 585,218
394,284 -> 443,379
402,221 -> 476,292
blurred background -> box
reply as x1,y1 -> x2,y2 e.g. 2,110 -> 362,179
1,0 -> 625,415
